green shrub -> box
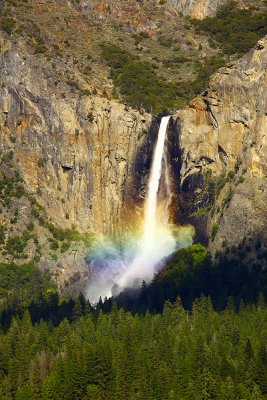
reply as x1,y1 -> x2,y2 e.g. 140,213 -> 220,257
87,385 -> 99,399
0,225 -> 5,245
34,44 -> 47,54
14,184 -> 25,198
227,170 -> 235,180
1,17 -> 16,34
5,236 -> 27,256
51,253 -> 58,261
211,223 -> 219,241
162,55 -> 191,68
205,170 -> 227,202
37,158 -> 45,168
139,31 -> 150,39
60,241 -> 70,253
222,188 -> 234,208
66,79 -> 80,90
80,89 -> 91,96
1,151 -> 14,163
49,239 -> 59,251
194,55 -> 225,89
158,37 -> 173,47
46,223 -> 65,241
27,222 -> 34,231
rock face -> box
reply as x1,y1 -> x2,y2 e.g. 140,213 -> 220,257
1,6 -> 267,292
174,37 -> 267,251
0,46 -> 151,237
168,0 -> 249,19
168,0 -> 227,19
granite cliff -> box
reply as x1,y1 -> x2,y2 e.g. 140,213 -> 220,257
0,0 -> 267,292
0,38 -> 151,292
168,0 -> 262,19
173,36 -> 267,255
0,46 -> 151,235
168,0 -> 229,19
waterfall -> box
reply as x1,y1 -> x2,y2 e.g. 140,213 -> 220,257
87,115 -> 179,302
143,115 -> 172,254
115,115 -> 176,289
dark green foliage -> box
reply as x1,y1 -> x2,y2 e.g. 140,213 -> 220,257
205,170 -> 227,202
1,17 -> 16,34
34,37 -> 47,54
223,188 -> 234,208
5,235 -> 26,255
1,240 -> 267,399
0,263 -> 54,330
101,43 -> 190,113
0,262 -> 86,330
212,223 -> 219,240
4,230 -> 32,256
60,241 -> 70,253
192,1 -> 267,55
114,243 -> 267,314
194,55 -> 225,88
228,170 -> 235,180
43,221 -> 93,246
0,262 -> 49,297
34,44 -> 47,54
1,295 -> 267,399
49,238 -> 59,250
158,36 -> 173,47
0,173 -> 24,206
0,225 -> 5,244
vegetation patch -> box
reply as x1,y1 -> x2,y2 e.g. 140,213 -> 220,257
192,1 -> 267,55
101,43 -> 190,113
1,17 -> 16,34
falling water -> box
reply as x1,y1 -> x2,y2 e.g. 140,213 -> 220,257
87,116 -> 192,302
116,115 -> 175,289
143,116 -> 172,253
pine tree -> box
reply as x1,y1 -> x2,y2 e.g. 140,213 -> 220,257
71,299 -> 83,322
255,344 -> 267,394
15,382 -> 33,400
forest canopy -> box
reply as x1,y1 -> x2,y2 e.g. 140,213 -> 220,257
1,242 -> 267,399
1,296 -> 267,399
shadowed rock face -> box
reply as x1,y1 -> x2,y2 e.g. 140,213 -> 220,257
173,37 -> 267,252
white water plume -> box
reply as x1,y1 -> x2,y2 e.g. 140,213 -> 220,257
87,116 -> 193,303
115,115 -> 175,289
